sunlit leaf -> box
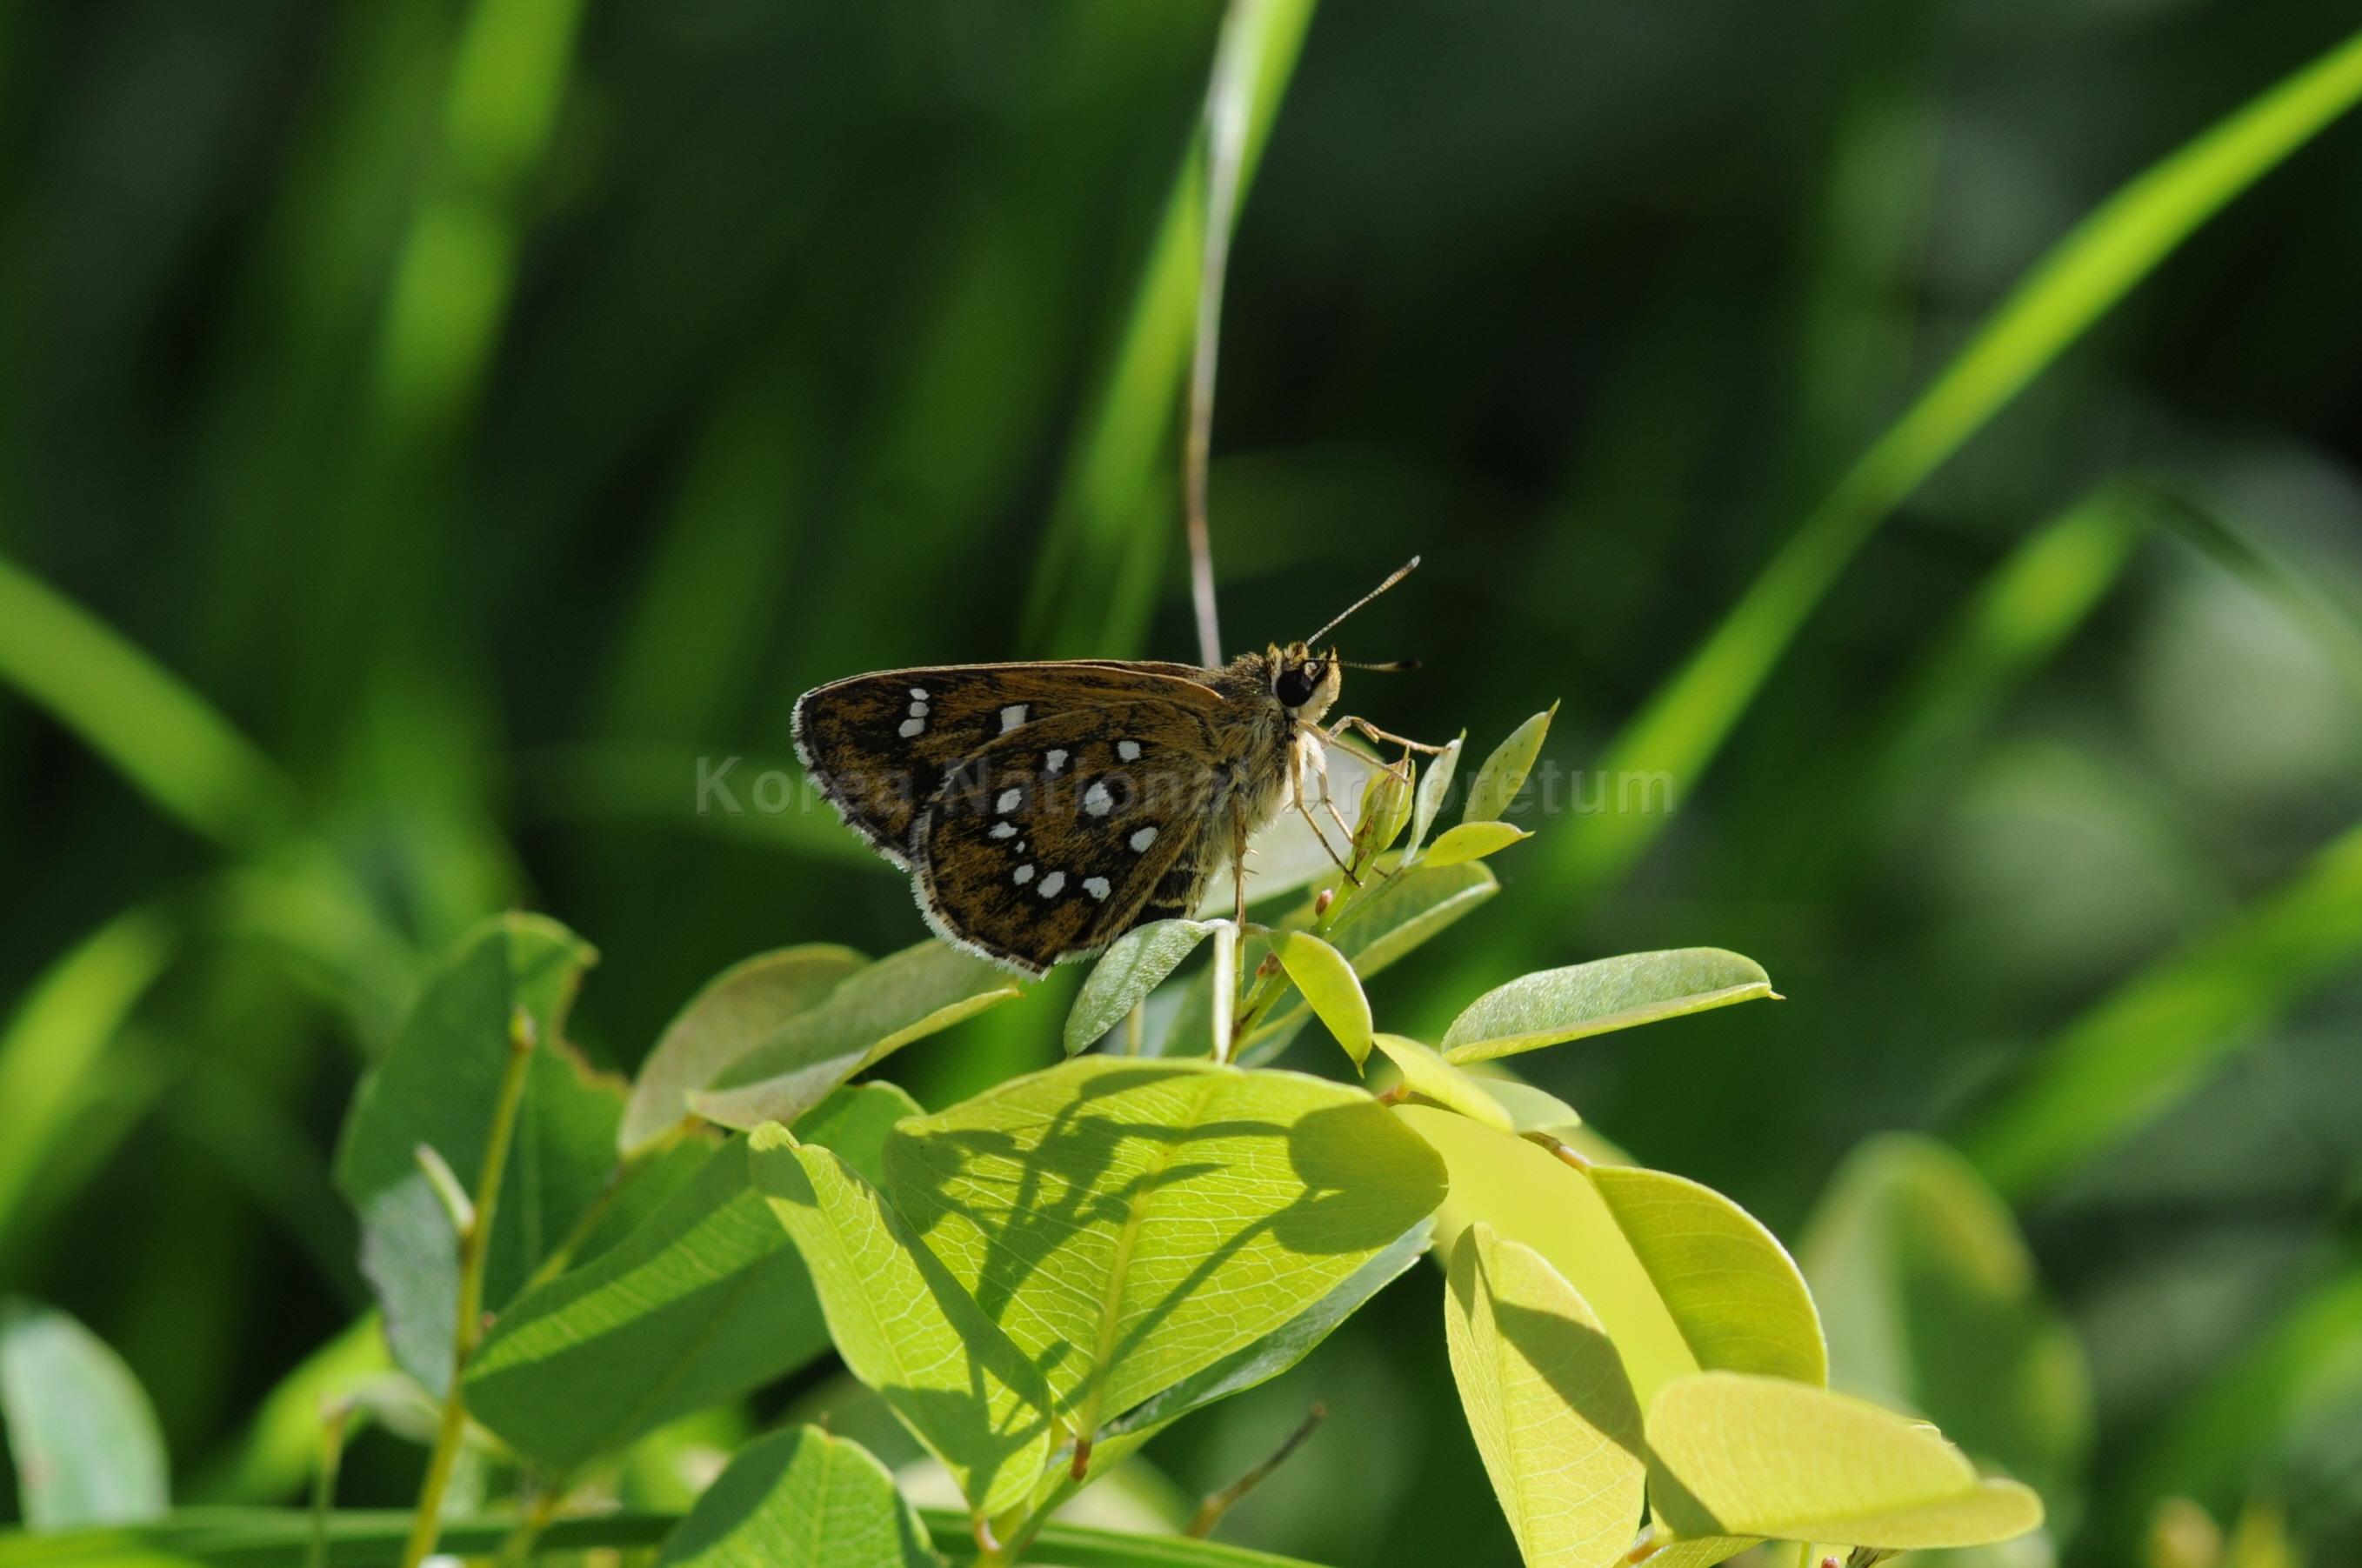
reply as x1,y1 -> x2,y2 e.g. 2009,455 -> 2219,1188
1066,921 -> 1222,1057
1588,1166 -> 1825,1387
690,942 -> 1021,1131
1406,732 -> 1465,860
1801,1135 -> 2090,1525
1418,821 -> 1530,869
1352,761 -> 1413,861
0,1298 -> 169,1529
1445,1225 -> 1646,1568
1647,1372 -> 2045,1548
1271,931 -> 1372,1065
1463,706 -> 1556,824
1396,1107 -> 1700,1414
652,1425 -> 939,1568
622,945 -> 870,1153
1105,1219 -> 1432,1441
751,1125 -> 1057,1517
331,914 -> 617,1393
1441,950 -> 1774,1064
1370,1035 -> 1511,1131
882,1057 -> 1445,1439
1473,1079 -> 1584,1138
465,1082 -> 922,1474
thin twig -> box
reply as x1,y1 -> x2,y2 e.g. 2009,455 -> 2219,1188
307,1397 -> 351,1568
400,1008 -> 540,1568
1184,0 -> 1267,668
1186,1403 -> 1327,1538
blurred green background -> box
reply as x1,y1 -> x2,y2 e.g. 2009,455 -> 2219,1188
2,0 -> 2360,1562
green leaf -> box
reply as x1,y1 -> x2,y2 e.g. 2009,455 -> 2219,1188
1550,24 -> 2362,905
1444,1225 -> 1646,1568
1405,732 -> 1465,859
1441,949 -> 1775,1064
1065,921 -> 1222,1057
622,945 -> 870,1153
0,1298 -> 169,1529
1395,1108 -> 1701,1413
1105,1218 -> 1432,1440
751,1125 -> 1058,1516
1587,1166 -> 1825,1387
331,914 -> 616,1394
1370,1035 -> 1511,1131
1463,706 -> 1557,824
1418,821 -> 1529,869
881,1058 -> 1445,1440
464,1084 -> 919,1474
653,1425 -> 940,1568
1473,1079 -> 1585,1138
1351,761 -> 1413,861
1962,813 -> 2362,1196
1271,932 -> 1372,1066
1647,1373 -> 2044,1549
691,942 -> 1021,1131
1801,1135 -> 2091,1525
0,908 -> 176,1251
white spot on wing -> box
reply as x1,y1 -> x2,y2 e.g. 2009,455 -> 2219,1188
1130,826 -> 1158,851
1084,877 -> 1111,901
1038,871 -> 1065,897
907,700 -> 928,717
990,822 -> 1016,839
1117,740 -> 1142,762
909,687 -> 930,699
1083,782 -> 1113,817
999,704 -> 1028,733
997,789 -> 1022,813
898,717 -> 924,738
1013,864 -> 1035,885
1045,750 -> 1067,773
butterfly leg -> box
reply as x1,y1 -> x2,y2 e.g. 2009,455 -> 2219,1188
1328,715 -> 1451,756
1292,731 -> 1361,884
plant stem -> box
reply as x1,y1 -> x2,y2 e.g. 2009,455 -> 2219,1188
399,1007 -> 539,1568
307,1398 -> 350,1568
497,1478 -> 565,1568
1186,1403 -> 1326,1537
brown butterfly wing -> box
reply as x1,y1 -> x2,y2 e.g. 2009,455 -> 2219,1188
792,662 -> 1222,867
911,704 -> 1233,977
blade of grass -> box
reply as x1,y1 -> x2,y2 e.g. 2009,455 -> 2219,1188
1020,0 -> 1319,658
0,555 -> 291,849
1550,23 -> 2362,902
1960,813 -> 2362,1196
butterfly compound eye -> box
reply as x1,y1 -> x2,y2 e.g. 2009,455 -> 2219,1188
1276,667 -> 1317,707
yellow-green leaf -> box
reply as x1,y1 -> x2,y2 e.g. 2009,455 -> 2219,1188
1445,1225 -> 1646,1568
1420,820 -> 1531,869
622,945 -> 869,1153
1587,1166 -> 1825,1387
1352,760 -> 1414,861
1370,1035 -> 1512,1131
1406,732 -> 1465,859
1646,1372 -> 2045,1549
1442,949 -> 1775,1064
1065,920 -> 1221,1056
1463,706 -> 1557,824
1396,1107 -> 1700,1414
881,1058 -> 1444,1439
691,942 -> 1020,1130
749,1125 -> 1056,1516
1271,931 -> 1372,1065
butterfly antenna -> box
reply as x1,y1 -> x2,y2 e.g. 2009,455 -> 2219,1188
1339,657 -> 1420,671
1305,557 -> 1419,647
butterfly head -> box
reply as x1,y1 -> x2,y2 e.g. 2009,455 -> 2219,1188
1268,641 -> 1343,724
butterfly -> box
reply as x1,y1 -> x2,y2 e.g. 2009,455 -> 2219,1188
791,561 -> 1425,978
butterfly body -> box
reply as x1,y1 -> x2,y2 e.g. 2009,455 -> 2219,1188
794,644 -> 1343,977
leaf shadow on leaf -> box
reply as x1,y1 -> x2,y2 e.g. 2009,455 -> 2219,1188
885,1067 -> 1425,1423
757,1145 -> 1058,1511
1487,1296 -> 1650,1466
